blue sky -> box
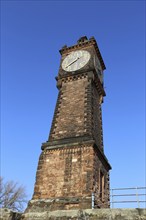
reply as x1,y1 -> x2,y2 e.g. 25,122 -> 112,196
1,0 -> 145,208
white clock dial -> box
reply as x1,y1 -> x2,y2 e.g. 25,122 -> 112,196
62,50 -> 90,72
94,55 -> 103,83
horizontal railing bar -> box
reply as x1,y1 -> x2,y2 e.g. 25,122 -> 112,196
110,187 -> 146,190
109,186 -> 146,207
110,201 -> 146,203
110,193 -> 146,197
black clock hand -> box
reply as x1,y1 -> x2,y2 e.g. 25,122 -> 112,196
66,57 -> 80,68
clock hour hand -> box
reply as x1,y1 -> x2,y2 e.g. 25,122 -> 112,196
65,56 -> 81,68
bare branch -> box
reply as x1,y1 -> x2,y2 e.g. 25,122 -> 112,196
0,176 -> 28,212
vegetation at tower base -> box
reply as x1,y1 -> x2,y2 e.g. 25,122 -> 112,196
0,208 -> 146,220
0,177 -> 27,212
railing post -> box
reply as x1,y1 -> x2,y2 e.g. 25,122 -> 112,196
111,189 -> 114,208
92,192 -> 94,209
136,187 -> 140,208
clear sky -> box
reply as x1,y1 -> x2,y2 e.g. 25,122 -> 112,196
1,0 -> 145,208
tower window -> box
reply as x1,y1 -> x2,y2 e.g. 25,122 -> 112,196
99,170 -> 104,201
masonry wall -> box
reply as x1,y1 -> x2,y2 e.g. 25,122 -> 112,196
32,144 -> 94,209
49,76 -> 89,141
93,147 -> 110,208
92,83 -> 104,151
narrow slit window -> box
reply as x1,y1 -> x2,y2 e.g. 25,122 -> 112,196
100,170 -> 104,201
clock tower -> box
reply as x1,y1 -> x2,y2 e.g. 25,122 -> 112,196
28,36 -> 111,212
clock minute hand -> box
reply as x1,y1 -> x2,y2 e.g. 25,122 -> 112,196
65,57 -> 80,68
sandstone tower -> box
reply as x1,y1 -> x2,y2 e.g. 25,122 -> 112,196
27,36 -> 111,212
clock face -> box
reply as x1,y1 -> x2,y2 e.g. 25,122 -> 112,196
62,50 -> 90,72
94,55 -> 103,83
94,55 -> 102,72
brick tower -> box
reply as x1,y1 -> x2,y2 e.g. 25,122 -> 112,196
27,36 -> 111,212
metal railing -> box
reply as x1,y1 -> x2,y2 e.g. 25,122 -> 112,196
110,187 -> 146,208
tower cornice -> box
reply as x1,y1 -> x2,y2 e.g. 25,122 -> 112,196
56,71 -> 106,97
41,138 -> 111,170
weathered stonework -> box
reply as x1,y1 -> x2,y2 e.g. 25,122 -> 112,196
23,209 -> 146,220
33,144 -> 94,201
30,142 -> 110,211
49,76 -> 88,141
1,208 -> 145,220
0,208 -> 21,220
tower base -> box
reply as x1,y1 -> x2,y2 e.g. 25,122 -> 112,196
21,208 -> 146,220
25,197 -> 92,213
32,141 -> 111,211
